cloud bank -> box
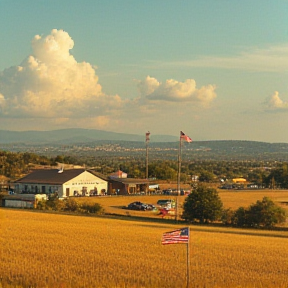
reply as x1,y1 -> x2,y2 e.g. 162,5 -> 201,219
0,29 -> 216,131
166,44 -> 288,72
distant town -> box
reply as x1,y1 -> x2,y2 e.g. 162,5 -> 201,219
2,139 -> 288,162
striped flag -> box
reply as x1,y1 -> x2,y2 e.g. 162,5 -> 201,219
146,131 -> 150,142
162,227 -> 189,245
180,131 -> 192,143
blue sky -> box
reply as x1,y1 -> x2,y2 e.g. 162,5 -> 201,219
0,0 -> 288,142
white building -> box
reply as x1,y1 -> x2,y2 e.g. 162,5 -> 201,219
14,169 -> 108,198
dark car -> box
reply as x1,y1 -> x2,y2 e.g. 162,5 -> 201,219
127,201 -> 147,210
162,189 -> 173,195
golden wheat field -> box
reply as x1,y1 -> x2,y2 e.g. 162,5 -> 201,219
74,190 -> 288,220
0,208 -> 287,288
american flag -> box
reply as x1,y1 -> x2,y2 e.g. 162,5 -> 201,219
162,227 -> 189,245
146,131 -> 150,142
180,131 -> 192,143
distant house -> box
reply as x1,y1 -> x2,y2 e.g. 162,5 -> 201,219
109,170 -> 128,179
14,169 -> 108,198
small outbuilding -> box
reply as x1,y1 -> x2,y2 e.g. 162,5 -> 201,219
2,194 -> 47,208
108,177 -> 149,195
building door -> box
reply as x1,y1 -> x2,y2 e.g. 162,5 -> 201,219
66,188 -> 70,197
82,187 -> 87,196
41,186 -> 46,193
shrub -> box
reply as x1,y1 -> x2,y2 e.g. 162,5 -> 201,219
63,198 -> 79,212
36,195 -> 104,215
222,197 -> 287,228
80,202 -> 104,214
36,200 -> 47,210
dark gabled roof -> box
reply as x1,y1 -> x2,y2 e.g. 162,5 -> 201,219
15,169 -> 107,185
87,170 -> 109,181
108,177 -> 149,185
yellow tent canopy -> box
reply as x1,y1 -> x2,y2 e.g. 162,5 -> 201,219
232,178 -> 246,183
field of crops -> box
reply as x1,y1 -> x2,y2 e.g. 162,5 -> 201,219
74,190 -> 288,221
0,208 -> 287,288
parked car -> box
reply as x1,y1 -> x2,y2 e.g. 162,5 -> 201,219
157,199 -> 176,209
162,189 -> 173,195
127,201 -> 147,211
126,201 -> 156,211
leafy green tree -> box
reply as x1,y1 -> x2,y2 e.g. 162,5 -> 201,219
198,170 -> 215,182
225,197 -> 287,228
247,170 -> 265,186
247,197 -> 286,227
182,185 -> 223,224
231,207 -> 248,227
221,208 -> 235,225
265,163 -> 288,188
148,162 -> 177,180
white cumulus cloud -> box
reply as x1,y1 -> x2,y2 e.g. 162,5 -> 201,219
0,29 -> 120,119
266,91 -> 288,110
137,76 -> 216,106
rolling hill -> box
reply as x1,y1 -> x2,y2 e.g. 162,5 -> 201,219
0,128 -> 178,144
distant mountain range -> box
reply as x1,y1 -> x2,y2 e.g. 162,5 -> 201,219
0,128 -> 178,144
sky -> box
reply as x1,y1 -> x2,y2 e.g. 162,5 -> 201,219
0,0 -> 288,143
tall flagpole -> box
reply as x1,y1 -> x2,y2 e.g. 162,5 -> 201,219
145,131 -> 150,194
186,227 -> 190,288
176,131 -> 182,221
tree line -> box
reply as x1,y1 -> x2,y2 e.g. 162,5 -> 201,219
1,150 -> 288,189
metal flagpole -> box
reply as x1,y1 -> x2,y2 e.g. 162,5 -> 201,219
176,131 -> 182,221
186,227 -> 190,288
145,132 -> 150,194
